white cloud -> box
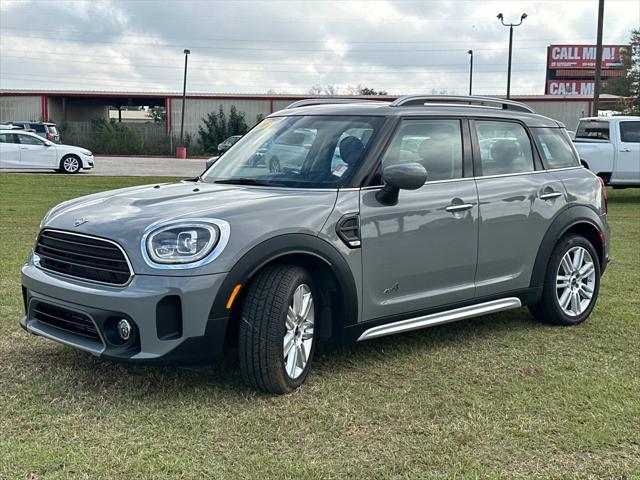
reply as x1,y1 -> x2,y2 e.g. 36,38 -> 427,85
0,0 -> 637,95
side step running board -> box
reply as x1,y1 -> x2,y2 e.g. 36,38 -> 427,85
357,297 -> 522,341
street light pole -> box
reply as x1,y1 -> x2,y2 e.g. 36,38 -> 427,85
179,49 -> 190,147
467,50 -> 473,95
497,13 -> 527,99
592,0 -> 605,116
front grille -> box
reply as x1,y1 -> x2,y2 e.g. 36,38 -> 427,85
35,230 -> 132,286
31,301 -> 101,341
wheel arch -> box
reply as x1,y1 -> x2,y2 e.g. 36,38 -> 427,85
530,206 -> 606,289
59,153 -> 81,172
210,234 -> 358,349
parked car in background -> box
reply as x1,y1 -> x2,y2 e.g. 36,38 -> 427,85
573,116 -> 640,187
0,129 -> 93,173
20,96 -> 609,394
7,121 -> 61,143
217,135 -> 242,154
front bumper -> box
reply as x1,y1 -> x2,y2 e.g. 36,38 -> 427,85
82,156 -> 94,169
21,262 -> 230,364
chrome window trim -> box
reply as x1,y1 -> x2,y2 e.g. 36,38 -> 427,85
35,229 -> 134,287
141,218 -> 231,270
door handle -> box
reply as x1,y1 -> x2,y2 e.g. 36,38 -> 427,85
619,148 -> 631,152
445,203 -> 474,213
540,192 -> 563,200
19,147 -> 28,150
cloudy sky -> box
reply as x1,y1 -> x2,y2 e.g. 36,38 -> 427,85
0,0 -> 637,96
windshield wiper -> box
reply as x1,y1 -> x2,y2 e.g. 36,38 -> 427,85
213,178 -> 286,187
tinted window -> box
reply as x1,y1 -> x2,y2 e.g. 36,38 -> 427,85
32,124 -> 46,133
0,133 -> 15,143
576,120 -> 609,140
17,134 -> 44,145
532,128 -> 579,169
382,119 -> 463,181
620,121 -> 640,143
475,121 -> 534,175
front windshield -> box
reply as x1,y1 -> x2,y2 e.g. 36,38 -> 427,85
201,115 -> 384,188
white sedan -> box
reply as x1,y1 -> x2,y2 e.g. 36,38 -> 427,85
0,130 -> 94,174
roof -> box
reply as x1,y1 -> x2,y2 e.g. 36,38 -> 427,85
270,100 -> 564,128
579,116 -> 640,121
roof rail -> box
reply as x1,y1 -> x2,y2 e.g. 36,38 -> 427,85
284,98 -> 383,109
389,95 -> 535,113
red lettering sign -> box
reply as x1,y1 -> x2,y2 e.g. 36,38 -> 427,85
547,80 -> 595,95
548,45 -> 628,69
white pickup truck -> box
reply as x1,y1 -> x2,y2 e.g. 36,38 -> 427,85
573,116 -> 640,186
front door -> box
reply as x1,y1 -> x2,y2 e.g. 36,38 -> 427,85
613,120 -> 640,185
360,118 -> 479,321
15,133 -> 58,169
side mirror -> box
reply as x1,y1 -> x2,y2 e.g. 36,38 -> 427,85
376,162 -> 427,205
43,141 -> 53,146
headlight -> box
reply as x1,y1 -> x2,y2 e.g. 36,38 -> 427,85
81,150 -> 93,156
146,223 -> 219,264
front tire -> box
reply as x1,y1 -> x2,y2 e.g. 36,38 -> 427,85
239,264 -> 317,394
59,155 -> 81,174
530,234 -> 600,326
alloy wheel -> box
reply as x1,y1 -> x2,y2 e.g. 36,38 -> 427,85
556,246 -> 596,317
283,284 -> 314,379
63,157 -> 79,173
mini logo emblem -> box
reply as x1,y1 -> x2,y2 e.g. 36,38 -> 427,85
74,217 -> 88,227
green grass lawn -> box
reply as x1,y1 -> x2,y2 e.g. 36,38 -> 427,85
0,173 -> 638,479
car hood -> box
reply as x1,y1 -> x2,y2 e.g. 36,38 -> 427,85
41,180 -> 339,275
56,143 -> 90,153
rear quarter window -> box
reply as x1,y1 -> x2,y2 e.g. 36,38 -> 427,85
576,120 -> 610,140
532,128 -> 579,169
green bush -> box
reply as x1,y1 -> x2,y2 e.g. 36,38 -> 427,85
198,105 -> 249,154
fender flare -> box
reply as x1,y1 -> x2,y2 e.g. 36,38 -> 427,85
530,205 -> 605,288
209,233 -> 358,327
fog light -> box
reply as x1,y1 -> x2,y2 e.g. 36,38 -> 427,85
117,319 -> 132,341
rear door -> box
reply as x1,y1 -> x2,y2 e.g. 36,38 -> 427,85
472,119 -> 567,297
359,118 -> 479,320
613,120 -> 640,185
0,133 -> 21,168
15,133 -> 58,169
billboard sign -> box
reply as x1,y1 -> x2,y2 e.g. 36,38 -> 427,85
548,45 -> 628,69
547,80 -> 595,96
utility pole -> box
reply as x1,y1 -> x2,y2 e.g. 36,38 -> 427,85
592,0 -> 605,116
179,49 -> 190,146
468,50 -> 473,95
497,13 -> 527,99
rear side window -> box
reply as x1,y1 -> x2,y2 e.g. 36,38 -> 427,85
576,120 -> 609,140
532,128 -> 579,169
0,133 -> 15,143
620,121 -> 640,143
475,121 -> 534,175
382,119 -> 463,181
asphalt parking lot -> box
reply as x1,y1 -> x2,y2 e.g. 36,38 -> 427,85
1,156 -> 207,178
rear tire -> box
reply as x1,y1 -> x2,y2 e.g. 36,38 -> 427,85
239,264 -> 317,394
529,234 -> 600,326
59,155 -> 81,174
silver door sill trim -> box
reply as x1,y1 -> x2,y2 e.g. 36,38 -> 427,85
357,297 -> 522,341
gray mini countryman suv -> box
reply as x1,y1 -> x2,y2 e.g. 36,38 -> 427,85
21,96 -> 610,394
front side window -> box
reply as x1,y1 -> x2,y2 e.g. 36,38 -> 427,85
620,121 -> 640,143
0,133 -> 14,143
576,120 -> 610,140
475,121 -> 534,175
532,128 -> 579,169
381,119 -> 463,181
201,115 -> 384,188
17,134 -> 44,146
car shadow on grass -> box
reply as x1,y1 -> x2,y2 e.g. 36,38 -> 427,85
14,309 -> 546,405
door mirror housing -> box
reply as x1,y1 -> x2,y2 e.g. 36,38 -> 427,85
376,162 -> 427,205
43,140 -> 54,146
